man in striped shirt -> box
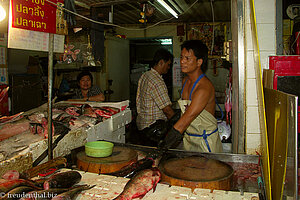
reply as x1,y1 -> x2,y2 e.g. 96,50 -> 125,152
136,48 -> 176,146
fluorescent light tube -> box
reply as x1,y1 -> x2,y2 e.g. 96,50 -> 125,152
157,0 -> 178,18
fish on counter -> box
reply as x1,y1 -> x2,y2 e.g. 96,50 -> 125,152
51,184 -> 95,200
0,102 -> 121,143
2,170 -> 20,181
113,167 -> 161,200
43,171 -> 82,190
0,112 -> 24,125
105,157 -> 154,178
0,118 -> 31,142
0,179 -> 41,193
1,186 -> 35,200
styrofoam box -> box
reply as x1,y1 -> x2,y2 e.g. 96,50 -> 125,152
86,109 -> 131,143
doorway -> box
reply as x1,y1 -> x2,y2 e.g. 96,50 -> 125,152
128,37 -> 173,111
127,37 -> 173,144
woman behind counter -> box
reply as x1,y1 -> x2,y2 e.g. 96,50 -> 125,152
71,71 -> 105,102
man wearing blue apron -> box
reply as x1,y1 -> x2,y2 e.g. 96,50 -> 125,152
159,40 -> 223,153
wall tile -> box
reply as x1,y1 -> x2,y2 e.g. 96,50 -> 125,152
247,78 -> 258,106
246,23 -> 254,51
246,133 -> 262,155
245,0 -> 275,25
255,0 -> 275,24
246,106 -> 261,133
257,23 -> 276,51
247,50 -> 256,79
245,0 -> 250,24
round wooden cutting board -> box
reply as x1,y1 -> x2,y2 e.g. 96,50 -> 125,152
159,156 -> 233,190
77,146 -> 138,174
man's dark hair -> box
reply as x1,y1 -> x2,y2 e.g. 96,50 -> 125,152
152,48 -> 174,68
181,40 -> 208,73
77,71 -> 93,83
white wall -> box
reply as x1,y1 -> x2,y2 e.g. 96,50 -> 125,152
245,0 -> 276,154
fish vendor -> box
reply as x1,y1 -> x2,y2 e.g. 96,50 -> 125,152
136,48 -> 176,147
70,71 -> 105,102
159,40 -> 223,153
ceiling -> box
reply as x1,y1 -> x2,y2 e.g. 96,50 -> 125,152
72,0 -> 231,27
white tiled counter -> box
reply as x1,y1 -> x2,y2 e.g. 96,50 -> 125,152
58,169 -> 259,200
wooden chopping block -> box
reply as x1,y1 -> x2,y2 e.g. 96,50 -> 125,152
159,156 -> 234,191
77,146 -> 138,174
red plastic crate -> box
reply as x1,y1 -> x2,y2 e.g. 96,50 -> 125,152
269,56 -> 300,133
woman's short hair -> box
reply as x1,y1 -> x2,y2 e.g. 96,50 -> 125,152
77,71 -> 93,83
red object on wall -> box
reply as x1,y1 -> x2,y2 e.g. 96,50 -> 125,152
11,0 -> 63,34
0,84 -> 9,116
269,56 -> 300,133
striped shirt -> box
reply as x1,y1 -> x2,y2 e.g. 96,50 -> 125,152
136,68 -> 172,130
72,85 -> 102,99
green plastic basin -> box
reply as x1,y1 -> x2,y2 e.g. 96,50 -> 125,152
85,141 -> 114,157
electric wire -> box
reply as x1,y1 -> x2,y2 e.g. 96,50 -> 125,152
45,0 -> 199,31
210,0 -> 215,56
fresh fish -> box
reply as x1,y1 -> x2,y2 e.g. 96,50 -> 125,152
64,107 -> 80,117
51,184 -> 95,200
0,112 -> 24,125
2,170 -> 20,181
0,179 -> 40,193
75,115 -> 101,127
113,167 -> 161,200
0,179 -> 8,184
43,171 -> 81,190
80,104 -> 95,117
29,123 -> 43,135
105,157 -> 154,178
1,186 -> 35,200
52,121 -> 70,136
0,119 -> 31,142
31,178 -> 47,188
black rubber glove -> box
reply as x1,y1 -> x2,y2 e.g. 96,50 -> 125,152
158,127 -> 183,150
144,120 -> 168,143
167,110 -> 181,128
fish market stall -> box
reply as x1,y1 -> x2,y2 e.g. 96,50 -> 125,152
0,145 -> 261,200
0,100 -> 131,176
65,143 -> 265,199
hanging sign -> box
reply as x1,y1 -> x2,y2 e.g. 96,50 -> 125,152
11,0 -> 64,34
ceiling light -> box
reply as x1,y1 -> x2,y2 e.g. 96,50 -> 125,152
160,39 -> 172,45
157,0 -> 178,18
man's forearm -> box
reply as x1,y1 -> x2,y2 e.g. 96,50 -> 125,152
162,105 -> 175,119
